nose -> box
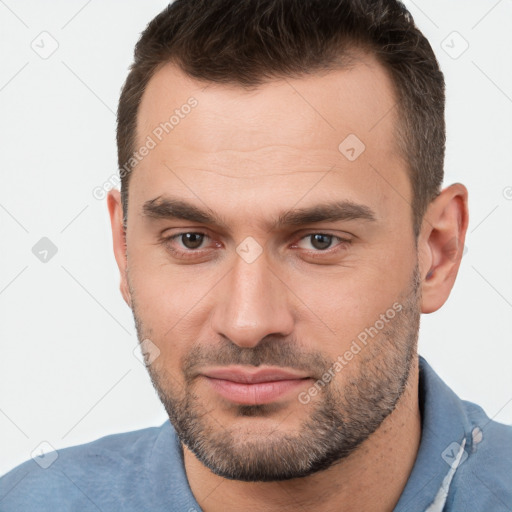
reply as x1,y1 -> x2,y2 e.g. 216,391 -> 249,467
209,249 -> 295,348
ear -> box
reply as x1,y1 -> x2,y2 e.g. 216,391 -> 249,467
107,189 -> 132,309
418,183 -> 469,314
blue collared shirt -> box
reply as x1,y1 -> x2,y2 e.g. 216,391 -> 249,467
1,356 -> 511,511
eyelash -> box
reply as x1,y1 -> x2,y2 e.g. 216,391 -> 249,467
158,232 -> 215,260
291,234 -> 352,259
159,232 -> 352,260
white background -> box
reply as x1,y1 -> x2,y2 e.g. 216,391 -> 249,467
1,0 -> 511,476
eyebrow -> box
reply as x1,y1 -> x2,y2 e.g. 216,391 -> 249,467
142,195 -> 377,230
142,197 -> 228,228
274,201 -> 377,228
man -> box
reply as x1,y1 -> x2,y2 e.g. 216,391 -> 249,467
1,0 -> 511,510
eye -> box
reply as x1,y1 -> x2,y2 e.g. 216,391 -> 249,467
303,234 -> 333,250
177,232 -> 206,250
159,231 -> 215,259
296,233 -> 349,251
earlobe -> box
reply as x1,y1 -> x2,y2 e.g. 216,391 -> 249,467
107,189 -> 132,309
419,183 -> 469,314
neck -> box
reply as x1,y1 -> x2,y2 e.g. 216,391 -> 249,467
183,359 -> 421,512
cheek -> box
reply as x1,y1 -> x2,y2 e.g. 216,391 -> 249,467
128,253 -> 219,358
288,256 -> 409,353
129,237 -> 205,310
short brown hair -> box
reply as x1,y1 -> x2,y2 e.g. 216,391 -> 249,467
117,0 -> 445,238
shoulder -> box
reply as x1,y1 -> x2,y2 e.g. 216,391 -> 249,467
0,422 -> 182,511
412,357 -> 512,511
448,399 -> 512,510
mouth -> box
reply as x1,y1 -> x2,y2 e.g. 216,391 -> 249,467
201,366 -> 312,405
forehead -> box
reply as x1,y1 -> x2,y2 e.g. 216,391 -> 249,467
131,54 -> 410,229
137,53 -> 399,151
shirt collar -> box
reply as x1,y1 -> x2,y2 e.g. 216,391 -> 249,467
393,355 -> 474,511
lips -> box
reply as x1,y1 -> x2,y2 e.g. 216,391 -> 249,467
202,366 -> 310,383
201,366 -> 312,405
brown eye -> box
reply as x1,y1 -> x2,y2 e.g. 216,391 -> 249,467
294,233 -> 352,255
180,233 -> 205,249
309,234 -> 333,250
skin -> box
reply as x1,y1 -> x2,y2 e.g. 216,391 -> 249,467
107,52 -> 469,511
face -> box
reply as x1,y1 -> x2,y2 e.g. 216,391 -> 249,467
122,54 -> 422,481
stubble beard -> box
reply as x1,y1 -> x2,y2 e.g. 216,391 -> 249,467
130,263 -> 422,482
